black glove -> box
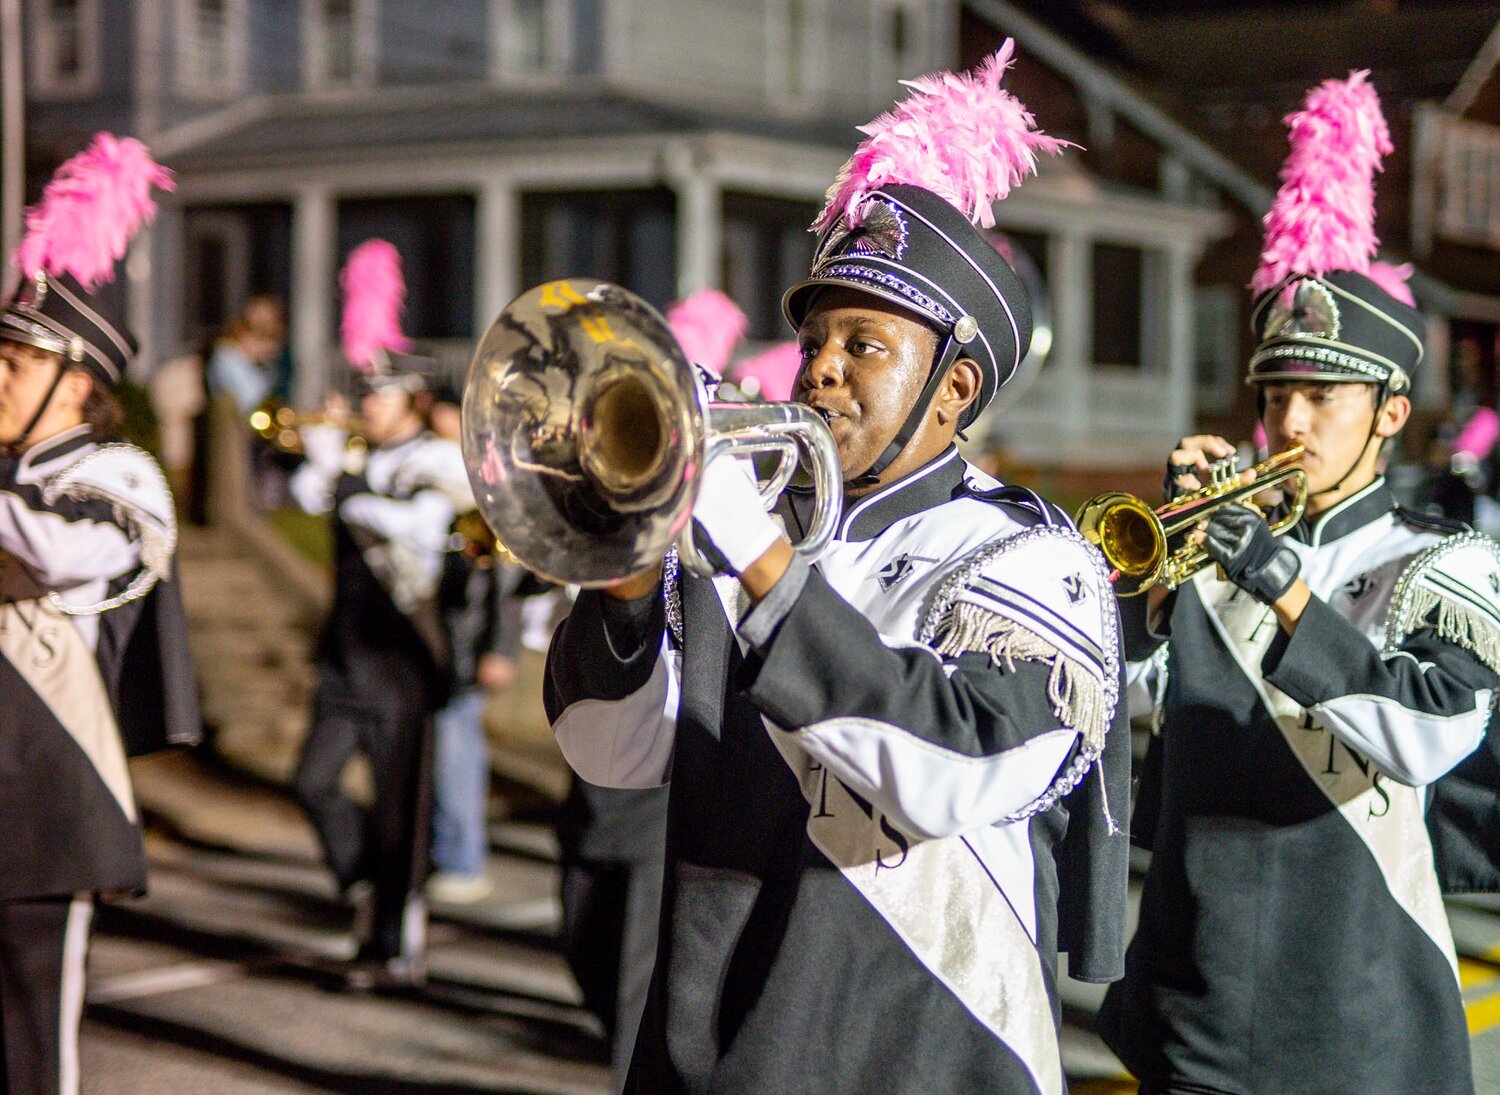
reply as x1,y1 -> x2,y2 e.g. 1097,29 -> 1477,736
1202,504 -> 1301,605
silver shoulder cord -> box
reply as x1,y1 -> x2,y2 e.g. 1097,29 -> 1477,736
40,444 -> 177,617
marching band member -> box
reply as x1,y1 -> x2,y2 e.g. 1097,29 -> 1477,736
544,45 -> 1129,1093
0,134 -> 194,1095
289,241 -> 467,987
1099,74 -> 1500,1095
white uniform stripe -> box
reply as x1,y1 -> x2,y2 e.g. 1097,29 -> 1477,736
58,895 -> 92,1095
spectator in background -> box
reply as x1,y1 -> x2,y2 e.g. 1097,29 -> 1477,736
426,386 -> 523,904
244,294 -> 294,403
206,317 -> 276,414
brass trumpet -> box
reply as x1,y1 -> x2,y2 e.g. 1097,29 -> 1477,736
248,399 -> 368,457
1076,444 -> 1307,597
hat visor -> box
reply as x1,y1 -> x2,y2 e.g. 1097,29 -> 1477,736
0,311 -> 71,358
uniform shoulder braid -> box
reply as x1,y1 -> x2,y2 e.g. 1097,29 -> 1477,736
1385,531 -> 1500,675
40,441 -> 175,615
1394,505 -> 1471,538
919,524 -> 1120,828
962,480 -> 1075,531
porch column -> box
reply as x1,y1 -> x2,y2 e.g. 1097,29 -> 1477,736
475,178 -> 520,339
1050,230 -> 1090,450
664,142 -> 721,296
291,185 -> 336,407
1162,241 -> 1196,443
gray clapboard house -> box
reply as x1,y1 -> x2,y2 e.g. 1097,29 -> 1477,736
21,0 -> 1294,469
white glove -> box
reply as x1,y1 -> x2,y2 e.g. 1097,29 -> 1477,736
690,455 -> 783,574
301,423 -> 349,473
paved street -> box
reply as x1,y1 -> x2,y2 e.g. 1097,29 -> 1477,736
67,521 -> 1500,1093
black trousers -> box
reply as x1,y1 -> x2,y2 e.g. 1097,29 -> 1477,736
293,697 -> 434,962
0,896 -> 92,1095
559,857 -> 663,1080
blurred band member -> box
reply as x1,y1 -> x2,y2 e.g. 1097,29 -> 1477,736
0,134 -> 195,1095
288,241 -> 467,987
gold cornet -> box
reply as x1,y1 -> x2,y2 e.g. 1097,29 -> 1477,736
1076,444 -> 1307,597
248,399 -> 368,457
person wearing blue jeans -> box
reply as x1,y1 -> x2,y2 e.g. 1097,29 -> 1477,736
428,389 -> 523,903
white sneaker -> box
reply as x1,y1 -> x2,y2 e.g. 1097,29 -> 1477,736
425,871 -> 493,904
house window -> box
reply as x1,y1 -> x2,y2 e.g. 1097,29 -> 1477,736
871,0 -> 926,97
177,0 -> 247,95
721,193 -> 819,341
520,189 -> 677,310
1091,242 -> 1164,370
304,0 -> 376,88
1438,119 -> 1500,248
492,0 -> 569,77
768,0 -> 821,101
28,0 -> 99,95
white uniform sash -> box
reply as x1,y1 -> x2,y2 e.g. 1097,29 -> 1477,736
1193,570 -> 1457,978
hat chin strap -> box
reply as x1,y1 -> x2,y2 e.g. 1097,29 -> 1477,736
5,359 -> 68,453
848,334 -> 963,489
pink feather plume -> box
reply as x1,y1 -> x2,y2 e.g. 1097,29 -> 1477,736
1251,71 -> 1393,295
1453,407 -> 1500,461
13,132 -> 174,290
1366,260 -> 1416,306
667,289 -> 748,376
340,239 -> 413,373
730,342 -> 802,402
813,40 -> 1071,233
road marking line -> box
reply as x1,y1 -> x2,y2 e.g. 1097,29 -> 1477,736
1461,957 -> 1500,991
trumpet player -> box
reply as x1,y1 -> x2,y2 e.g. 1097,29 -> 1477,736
543,44 -> 1129,1093
1099,74 -> 1500,1095
287,241 -> 468,988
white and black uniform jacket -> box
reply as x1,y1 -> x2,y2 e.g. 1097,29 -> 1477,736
1101,478 -> 1500,1095
0,426 -> 183,902
545,446 -> 1131,1094
291,428 -> 468,718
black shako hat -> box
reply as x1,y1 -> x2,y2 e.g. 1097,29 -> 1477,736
782,183 -> 1033,425
1248,270 -> 1424,393
1,271 -> 136,386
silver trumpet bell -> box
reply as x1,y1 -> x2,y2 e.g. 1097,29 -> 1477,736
459,278 -> 843,587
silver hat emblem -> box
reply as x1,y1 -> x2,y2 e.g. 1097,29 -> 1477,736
1263,278 -> 1341,342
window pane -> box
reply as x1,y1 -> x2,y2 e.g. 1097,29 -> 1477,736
192,0 -> 228,84
512,0 -> 549,70
324,0 -> 356,83
520,189 -> 677,310
44,0 -> 83,79
1092,242 -> 1144,368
